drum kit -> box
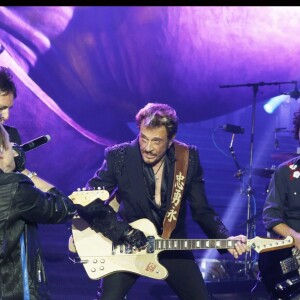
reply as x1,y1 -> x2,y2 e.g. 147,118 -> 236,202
252,151 -> 299,198
253,152 -> 298,179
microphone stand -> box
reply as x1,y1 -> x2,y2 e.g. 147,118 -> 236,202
219,80 -> 295,277
228,130 -> 254,277
229,134 -> 244,180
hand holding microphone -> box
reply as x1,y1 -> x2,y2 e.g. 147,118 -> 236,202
12,135 -> 51,172
12,143 -> 26,172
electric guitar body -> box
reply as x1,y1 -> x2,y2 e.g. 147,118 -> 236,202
258,247 -> 300,299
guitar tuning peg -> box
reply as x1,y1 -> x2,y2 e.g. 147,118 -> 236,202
82,187 -> 86,191
77,188 -> 81,191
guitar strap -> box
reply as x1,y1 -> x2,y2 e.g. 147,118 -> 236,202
161,140 -> 189,239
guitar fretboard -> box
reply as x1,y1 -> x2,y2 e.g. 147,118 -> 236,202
154,239 -> 236,250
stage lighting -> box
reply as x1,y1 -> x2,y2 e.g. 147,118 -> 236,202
263,94 -> 289,114
264,81 -> 300,114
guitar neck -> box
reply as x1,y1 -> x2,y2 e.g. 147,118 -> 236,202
150,235 -> 294,253
153,238 -> 236,251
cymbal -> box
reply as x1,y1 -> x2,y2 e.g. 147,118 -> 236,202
252,168 -> 275,178
271,152 -> 298,161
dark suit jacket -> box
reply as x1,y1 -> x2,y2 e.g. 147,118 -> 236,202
4,124 -> 21,144
263,156 -> 300,233
87,137 -> 230,241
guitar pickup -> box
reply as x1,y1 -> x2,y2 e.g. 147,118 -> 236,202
147,236 -> 155,253
280,257 -> 299,274
275,275 -> 300,291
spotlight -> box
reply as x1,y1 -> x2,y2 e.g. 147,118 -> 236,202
263,95 -> 289,114
264,80 -> 300,114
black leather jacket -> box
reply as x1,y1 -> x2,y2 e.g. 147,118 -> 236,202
0,171 -> 76,300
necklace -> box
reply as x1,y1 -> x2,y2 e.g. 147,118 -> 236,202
154,157 -> 165,179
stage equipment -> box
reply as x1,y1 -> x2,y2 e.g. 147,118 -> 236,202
264,81 -> 299,114
284,81 -> 300,100
219,80 -> 296,277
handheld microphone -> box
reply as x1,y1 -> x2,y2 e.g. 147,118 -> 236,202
21,135 -> 51,152
221,124 -> 245,134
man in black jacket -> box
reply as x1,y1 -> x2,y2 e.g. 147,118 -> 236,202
79,102 -> 250,300
261,110 -> 300,298
0,66 -> 21,144
263,110 -> 300,246
0,123 -> 77,299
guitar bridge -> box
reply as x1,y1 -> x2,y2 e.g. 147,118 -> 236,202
281,257 -> 299,274
280,248 -> 300,274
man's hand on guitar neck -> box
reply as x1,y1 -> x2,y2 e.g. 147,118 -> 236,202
227,235 -> 250,259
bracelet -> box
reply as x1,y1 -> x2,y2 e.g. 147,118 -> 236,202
27,171 -> 37,178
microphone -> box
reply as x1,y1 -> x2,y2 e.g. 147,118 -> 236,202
21,135 -> 51,152
284,89 -> 300,100
221,124 -> 245,134
283,81 -> 300,100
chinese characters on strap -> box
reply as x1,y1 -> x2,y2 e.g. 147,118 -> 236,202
162,141 -> 189,239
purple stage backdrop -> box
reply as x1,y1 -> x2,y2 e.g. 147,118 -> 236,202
1,7 -> 300,297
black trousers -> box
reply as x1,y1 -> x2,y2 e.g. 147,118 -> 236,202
97,250 -> 210,300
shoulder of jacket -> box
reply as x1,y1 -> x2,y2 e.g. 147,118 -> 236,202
3,124 -> 13,130
0,172 -> 32,185
104,141 -> 133,175
3,124 -> 19,132
105,141 -> 132,154
279,156 -> 299,167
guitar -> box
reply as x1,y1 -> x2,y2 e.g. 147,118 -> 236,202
69,190 -> 294,281
258,246 -> 300,299
69,189 -> 110,205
